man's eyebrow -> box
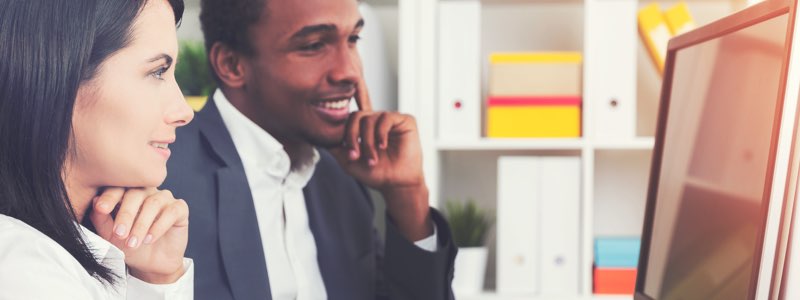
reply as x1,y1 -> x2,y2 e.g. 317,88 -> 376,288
146,53 -> 173,65
290,19 -> 366,40
291,24 -> 337,40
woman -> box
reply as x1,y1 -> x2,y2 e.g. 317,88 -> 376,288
0,0 -> 195,298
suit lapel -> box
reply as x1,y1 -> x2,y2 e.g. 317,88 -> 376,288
304,176 -> 346,298
304,156 -> 375,299
198,98 -> 272,300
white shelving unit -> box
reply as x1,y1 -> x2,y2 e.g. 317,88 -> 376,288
389,0 -> 751,298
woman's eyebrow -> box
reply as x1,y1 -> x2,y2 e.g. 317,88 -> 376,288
146,53 -> 173,65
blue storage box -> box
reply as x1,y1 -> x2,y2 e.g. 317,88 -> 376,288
594,237 -> 641,268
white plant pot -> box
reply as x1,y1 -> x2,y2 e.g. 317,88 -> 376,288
452,246 -> 488,295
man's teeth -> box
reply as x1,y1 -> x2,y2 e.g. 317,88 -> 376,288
317,99 -> 350,110
151,142 -> 168,150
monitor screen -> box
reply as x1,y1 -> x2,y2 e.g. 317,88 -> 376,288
640,11 -> 789,300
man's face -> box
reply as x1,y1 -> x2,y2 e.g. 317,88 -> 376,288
243,0 -> 363,147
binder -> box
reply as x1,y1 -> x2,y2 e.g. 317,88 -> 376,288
497,157 -> 542,294
437,0 -> 481,141
638,2 -> 671,74
538,157 -> 581,295
664,2 -> 696,36
497,157 -> 581,295
357,2 -> 397,112
585,0 -> 638,141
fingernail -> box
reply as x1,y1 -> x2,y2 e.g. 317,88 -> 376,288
127,236 -> 138,248
98,202 -> 109,212
114,224 -> 126,237
369,159 -> 377,166
349,150 -> 359,160
144,234 -> 153,244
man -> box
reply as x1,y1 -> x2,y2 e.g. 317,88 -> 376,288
161,0 -> 457,299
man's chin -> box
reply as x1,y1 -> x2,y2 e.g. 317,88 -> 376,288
304,131 -> 345,149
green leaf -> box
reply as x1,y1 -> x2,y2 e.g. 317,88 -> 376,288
443,198 -> 493,247
175,40 -> 216,96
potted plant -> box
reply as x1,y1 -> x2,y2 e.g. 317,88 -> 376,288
444,199 -> 492,295
175,40 -> 215,111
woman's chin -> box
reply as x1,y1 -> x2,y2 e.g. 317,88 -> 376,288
113,170 -> 167,188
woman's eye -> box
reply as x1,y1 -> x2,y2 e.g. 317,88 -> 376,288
349,35 -> 361,44
150,66 -> 168,80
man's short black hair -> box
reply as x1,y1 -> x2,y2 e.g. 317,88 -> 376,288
200,0 -> 266,68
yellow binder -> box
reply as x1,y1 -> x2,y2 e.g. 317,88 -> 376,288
638,3 -> 672,74
664,2 -> 696,36
489,52 -> 583,64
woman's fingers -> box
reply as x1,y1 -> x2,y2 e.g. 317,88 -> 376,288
90,187 -> 126,240
126,190 -> 174,248
145,199 -> 189,245
112,188 -> 147,240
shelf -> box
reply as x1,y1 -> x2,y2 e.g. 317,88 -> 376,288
456,293 -> 633,300
435,137 -> 656,151
478,0 -> 584,4
364,0 -> 398,6
593,137 -> 655,150
437,138 -> 585,151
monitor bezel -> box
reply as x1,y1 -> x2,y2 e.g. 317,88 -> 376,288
635,0 -> 799,299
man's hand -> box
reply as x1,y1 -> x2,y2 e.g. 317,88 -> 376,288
329,78 -> 434,242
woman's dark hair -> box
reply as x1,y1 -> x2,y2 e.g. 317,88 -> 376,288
0,0 -> 183,284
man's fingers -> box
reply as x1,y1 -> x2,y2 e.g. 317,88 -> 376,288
355,77 -> 373,112
345,112 -> 366,160
359,114 -> 380,165
375,113 -> 393,150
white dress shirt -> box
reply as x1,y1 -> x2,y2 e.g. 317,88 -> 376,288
0,214 -> 194,300
213,89 -> 437,300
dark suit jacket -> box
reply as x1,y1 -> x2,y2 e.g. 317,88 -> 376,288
161,98 -> 457,300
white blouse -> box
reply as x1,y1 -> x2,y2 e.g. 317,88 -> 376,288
0,214 -> 193,299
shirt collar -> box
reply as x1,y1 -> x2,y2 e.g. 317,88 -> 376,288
214,89 -> 320,187
78,224 -> 126,273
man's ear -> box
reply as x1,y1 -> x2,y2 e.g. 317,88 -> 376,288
208,42 -> 247,89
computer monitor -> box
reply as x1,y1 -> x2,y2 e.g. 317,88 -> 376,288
636,0 -> 800,299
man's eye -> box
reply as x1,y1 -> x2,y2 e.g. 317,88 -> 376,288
349,35 -> 361,44
300,42 -> 325,51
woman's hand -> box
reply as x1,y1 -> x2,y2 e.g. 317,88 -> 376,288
89,187 -> 189,284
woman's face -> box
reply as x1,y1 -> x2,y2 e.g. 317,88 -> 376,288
70,0 -> 193,188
